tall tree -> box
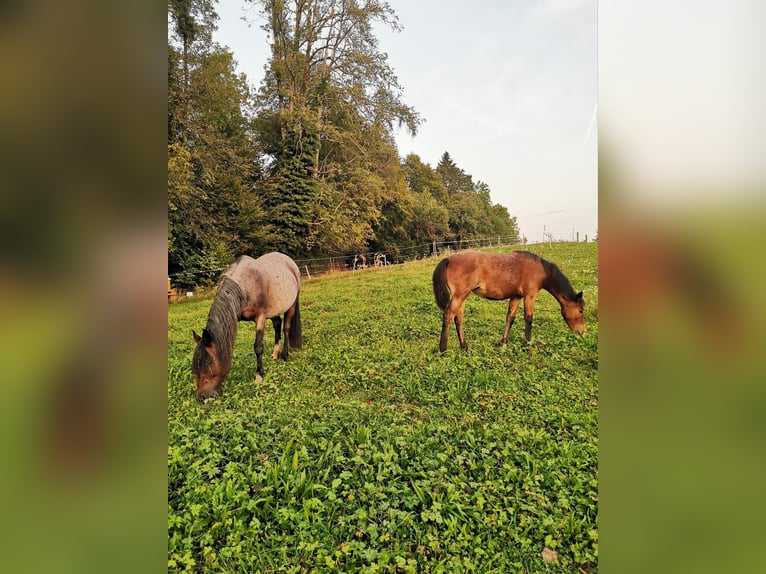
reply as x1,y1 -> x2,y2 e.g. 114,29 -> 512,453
436,151 -> 473,195
252,0 -> 421,255
168,0 -> 219,142
168,2 -> 265,286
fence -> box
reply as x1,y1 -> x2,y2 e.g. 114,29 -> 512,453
524,228 -> 596,246
292,235 -> 522,278
168,231 -> 595,296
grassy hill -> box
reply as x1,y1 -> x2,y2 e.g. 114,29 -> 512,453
168,242 -> 598,573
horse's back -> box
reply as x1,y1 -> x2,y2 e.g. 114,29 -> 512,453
254,252 -> 301,281
226,253 -> 301,319
447,250 -> 544,298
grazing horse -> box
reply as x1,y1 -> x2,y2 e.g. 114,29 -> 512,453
432,250 -> 584,352
192,252 -> 302,400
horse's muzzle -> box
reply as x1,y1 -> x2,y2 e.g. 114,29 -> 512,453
197,388 -> 219,402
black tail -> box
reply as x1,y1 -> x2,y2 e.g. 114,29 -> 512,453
432,258 -> 451,311
289,295 -> 303,348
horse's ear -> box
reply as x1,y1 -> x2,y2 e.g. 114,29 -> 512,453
192,330 -> 201,343
576,291 -> 584,301
201,328 -> 213,346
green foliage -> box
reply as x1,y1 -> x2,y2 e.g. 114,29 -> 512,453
403,154 -> 448,203
168,0 -> 218,51
261,118 -> 322,257
403,153 -> 520,245
168,1 -> 520,284
253,0 -> 424,257
167,28 -> 265,286
168,242 -> 598,572
436,152 -> 474,195
409,192 -> 451,242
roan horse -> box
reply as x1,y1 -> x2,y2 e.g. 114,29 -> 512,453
192,252 -> 302,400
432,250 -> 584,352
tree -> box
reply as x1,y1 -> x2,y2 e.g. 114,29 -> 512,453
168,0 -> 219,142
488,203 -> 520,240
409,192 -> 450,242
447,192 -> 482,242
433,153 -> 520,243
251,0 -> 421,255
167,1 -> 523,285
168,2 -> 265,286
402,153 -> 447,203
436,151 -> 473,195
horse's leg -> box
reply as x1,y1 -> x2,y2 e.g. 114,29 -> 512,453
440,293 -> 468,352
279,304 -> 296,361
271,316 -> 282,360
439,306 -> 454,353
523,293 -> 538,342
501,298 -> 522,347
253,315 -> 266,383
454,300 -> 468,351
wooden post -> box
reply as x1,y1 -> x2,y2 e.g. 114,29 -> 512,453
577,231 -> 580,242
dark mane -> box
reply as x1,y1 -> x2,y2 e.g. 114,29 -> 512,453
192,276 -> 244,373
516,251 -> 579,300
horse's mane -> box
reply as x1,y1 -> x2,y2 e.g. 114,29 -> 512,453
197,275 -> 244,368
517,251 -> 579,300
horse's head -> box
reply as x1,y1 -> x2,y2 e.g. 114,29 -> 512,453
192,329 -> 230,401
561,291 -> 585,335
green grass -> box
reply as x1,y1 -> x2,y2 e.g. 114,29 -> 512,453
168,242 -> 598,573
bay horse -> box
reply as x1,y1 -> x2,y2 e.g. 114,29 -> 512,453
192,252 -> 302,400
432,250 -> 584,352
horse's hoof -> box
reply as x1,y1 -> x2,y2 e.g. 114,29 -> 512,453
255,373 -> 263,384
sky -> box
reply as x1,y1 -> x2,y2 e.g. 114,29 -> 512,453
213,0 -> 597,243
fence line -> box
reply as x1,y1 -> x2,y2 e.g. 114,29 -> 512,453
168,232 -> 594,289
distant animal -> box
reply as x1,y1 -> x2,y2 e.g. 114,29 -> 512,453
192,252 -> 302,400
352,254 -> 367,270
432,250 -> 584,352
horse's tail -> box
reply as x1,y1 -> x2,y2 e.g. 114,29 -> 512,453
432,257 -> 452,311
289,294 -> 303,348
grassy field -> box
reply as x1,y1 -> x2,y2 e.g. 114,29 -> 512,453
168,242 -> 598,573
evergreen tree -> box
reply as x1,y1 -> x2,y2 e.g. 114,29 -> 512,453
436,151 -> 473,195
261,118 -> 320,256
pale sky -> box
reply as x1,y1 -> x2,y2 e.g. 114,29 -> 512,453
213,0 -> 597,243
